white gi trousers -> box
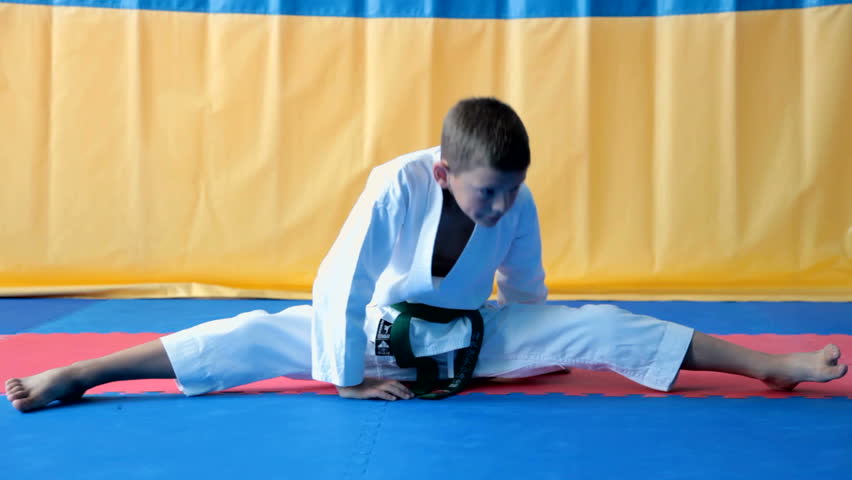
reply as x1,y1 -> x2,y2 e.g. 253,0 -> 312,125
160,303 -> 694,396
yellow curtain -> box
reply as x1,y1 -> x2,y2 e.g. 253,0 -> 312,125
0,3 -> 850,300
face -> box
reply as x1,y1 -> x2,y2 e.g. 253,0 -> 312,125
434,160 -> 527,227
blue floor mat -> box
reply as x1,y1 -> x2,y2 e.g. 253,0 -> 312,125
3,298 -> 850,334
16,298 -> 308,334
2,299 -> 851,479
0,298 -> 99,334
3,393 -> 850,479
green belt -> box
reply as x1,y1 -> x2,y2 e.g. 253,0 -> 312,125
388,302 -> 484,400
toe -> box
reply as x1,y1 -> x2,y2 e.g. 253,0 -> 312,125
13,386 -> 28,396
824,344 -> 841,363
5,378 -> 21,389
819,363 -> 848,383
7,388 -> 28,401
11,397 -> 35,413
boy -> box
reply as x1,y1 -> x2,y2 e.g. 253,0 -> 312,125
5,97 -> 847,411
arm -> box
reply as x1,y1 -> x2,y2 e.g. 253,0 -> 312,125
496,188 -> 548,306
311,169 -> 407,388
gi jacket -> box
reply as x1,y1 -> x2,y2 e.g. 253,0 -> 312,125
311,147 -> 547,386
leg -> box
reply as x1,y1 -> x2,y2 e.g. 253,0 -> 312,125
6,305 -> 315,413
473,303 -> 695,391
5,339 -> 174,413
474,303 -> 848,392
681,331 -> 847,390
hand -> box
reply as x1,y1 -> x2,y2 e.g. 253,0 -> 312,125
336,378 -> 415,401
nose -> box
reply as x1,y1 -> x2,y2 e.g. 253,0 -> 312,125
491,192 -> 508,214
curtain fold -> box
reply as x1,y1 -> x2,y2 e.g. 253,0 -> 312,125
0,1 -> 849,300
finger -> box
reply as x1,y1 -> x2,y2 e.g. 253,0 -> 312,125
371,389 -> 397,401
392,380 -> 414,396
381,385 -> 406,400
379,385 -> 407,400
385,381 -> 414,399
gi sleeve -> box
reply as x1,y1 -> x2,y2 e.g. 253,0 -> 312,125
311,169 -> 407,386
496,188 -> 548,306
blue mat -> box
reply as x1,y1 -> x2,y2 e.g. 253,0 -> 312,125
0,298 -> 98,334
9,299 -> 307,334
3,393 -> 850,479
2,298 -> 850,334
3,298 -> 851,479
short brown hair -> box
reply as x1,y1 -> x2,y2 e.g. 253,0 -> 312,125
440,97 -> 530,174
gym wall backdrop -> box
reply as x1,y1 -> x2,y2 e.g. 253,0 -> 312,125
0,0 -> 850,300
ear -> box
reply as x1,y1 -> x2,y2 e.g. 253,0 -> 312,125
433,159 -> 451,188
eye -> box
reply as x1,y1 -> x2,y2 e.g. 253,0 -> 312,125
479,188 -> 495,197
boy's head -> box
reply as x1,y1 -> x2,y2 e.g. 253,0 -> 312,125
435,97 -> 530,227
440,97 -> 530,174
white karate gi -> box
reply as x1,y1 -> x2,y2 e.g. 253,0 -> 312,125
161,148 -> 694,396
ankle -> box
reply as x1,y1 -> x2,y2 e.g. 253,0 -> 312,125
756,353 -> 789,382
66,361 -> 100,391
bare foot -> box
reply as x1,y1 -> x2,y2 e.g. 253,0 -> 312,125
762,344 -> 848,391
5,366 -> 89,413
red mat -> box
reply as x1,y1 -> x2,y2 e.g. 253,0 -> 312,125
2,333 -> 850,398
